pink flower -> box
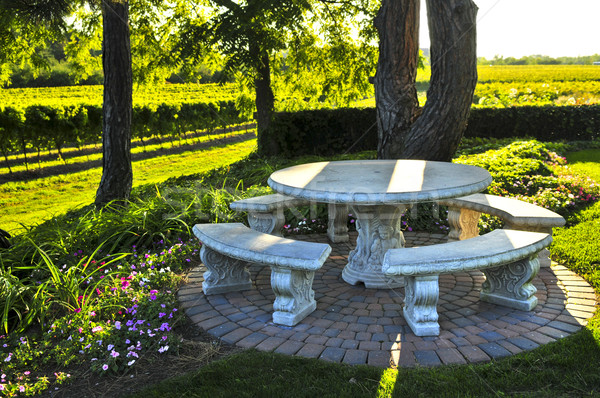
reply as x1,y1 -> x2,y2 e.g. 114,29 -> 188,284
91,326 -> 103,333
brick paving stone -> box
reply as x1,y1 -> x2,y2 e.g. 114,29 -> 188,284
343,349 -> 368,365
306,335 -> 329,345
453,317 -> 476,327
478,331 -> 505,342
497,340 -> 524,355
274,340 -> 304,355
368,351 -> 392,367
523,331 -> 556,345
320,347 -> 346,363
341,339 -> 360,349
450,328 -> 468,338
506,337 -> 539,351
478,342 -> 511,359
414,350 -> 442,366
312,319 -> 336,328
296,343 -> 326,359
464,334 -> 488,345
536,326 -> 568,339
338,330 -> 356,340
189,309 -> 220,323
437,348 -> 467,365
367,325 -> 385,334
325,337 -> 344,348
372,333 -> 389,342
255,337 -> 287,352
358,341 -> 381,351
221,328 -> 253,344
348,323 -> 369,333
356,332 -> 372,341
290,332 -> 310,342
307,326 -> 326,335
464,325 -> 485,334
237,332 -> 269,349
413,340 -> 437,350
547,320 -> 581,333
457,346 -> 491,363
496,328 -> 520,338
196,316 -> 228,331
208,322 -> 239,338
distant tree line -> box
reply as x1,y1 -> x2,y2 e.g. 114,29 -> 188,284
478,54 -> 600,66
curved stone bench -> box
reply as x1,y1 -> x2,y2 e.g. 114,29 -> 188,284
193,223 -> 332,326
382,229 -> 553,336
438,193 -> 566,241
230,193 -> 350,242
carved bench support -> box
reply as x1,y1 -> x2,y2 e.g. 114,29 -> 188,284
248,210 -> 285,236
200,246 -> 252,295
271,268 -> 317,326
403,275 -> 440,337
480,255 -> 540,311
447,207 -> 480,241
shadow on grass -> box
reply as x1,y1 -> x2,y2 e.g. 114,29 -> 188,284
0,132 -> 257,184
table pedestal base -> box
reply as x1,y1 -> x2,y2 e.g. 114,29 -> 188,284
343,205 -> 407,289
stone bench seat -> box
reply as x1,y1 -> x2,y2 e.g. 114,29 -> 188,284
438,193 -> 566,240
230,193 -> 349,242
382,229 -> 553,336
192,222 -> 331,326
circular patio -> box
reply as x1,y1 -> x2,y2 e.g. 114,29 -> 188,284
178,231 -> 597,367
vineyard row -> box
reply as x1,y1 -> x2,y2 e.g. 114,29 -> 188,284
0,101 -> 249,167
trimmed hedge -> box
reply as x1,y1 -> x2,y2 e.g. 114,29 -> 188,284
260,105 -> 600,157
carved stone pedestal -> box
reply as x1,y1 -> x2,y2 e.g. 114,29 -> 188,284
200,246 -> 252,295
480,255 -> 540,311
271,267 -> 317,326
343,204 -> 407,289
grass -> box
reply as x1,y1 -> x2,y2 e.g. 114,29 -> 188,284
566,149 -> 600,183
0,137 -> 256,233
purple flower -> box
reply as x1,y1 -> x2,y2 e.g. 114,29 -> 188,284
102,364 -> 109,371
110,350 -> 120,358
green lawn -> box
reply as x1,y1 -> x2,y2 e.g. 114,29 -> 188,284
566,149 -> 600,183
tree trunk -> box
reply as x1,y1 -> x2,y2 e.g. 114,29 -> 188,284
374,0 -> 421,159
95,0 -> 133,208
375,0 -> 478,162
253,49 -> 277,155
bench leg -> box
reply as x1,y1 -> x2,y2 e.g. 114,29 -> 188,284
327,204 -> 349,243
480,254 -> 540,311
200,246 -> 252,295
247,209 -> 285,236
270,267 -> 317,326
447,207 -> 481,241
403,275 -> 440,336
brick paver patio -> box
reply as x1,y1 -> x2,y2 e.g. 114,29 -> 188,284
178,231 -> 597,368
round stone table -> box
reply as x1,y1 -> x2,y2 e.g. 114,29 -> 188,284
268,160 -> 492,289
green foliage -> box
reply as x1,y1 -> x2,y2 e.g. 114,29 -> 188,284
259,108 -> 378,157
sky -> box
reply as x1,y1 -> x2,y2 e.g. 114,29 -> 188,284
419,0 -> 600,59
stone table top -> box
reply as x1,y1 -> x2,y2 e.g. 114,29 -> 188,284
268,160 -> 492,205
